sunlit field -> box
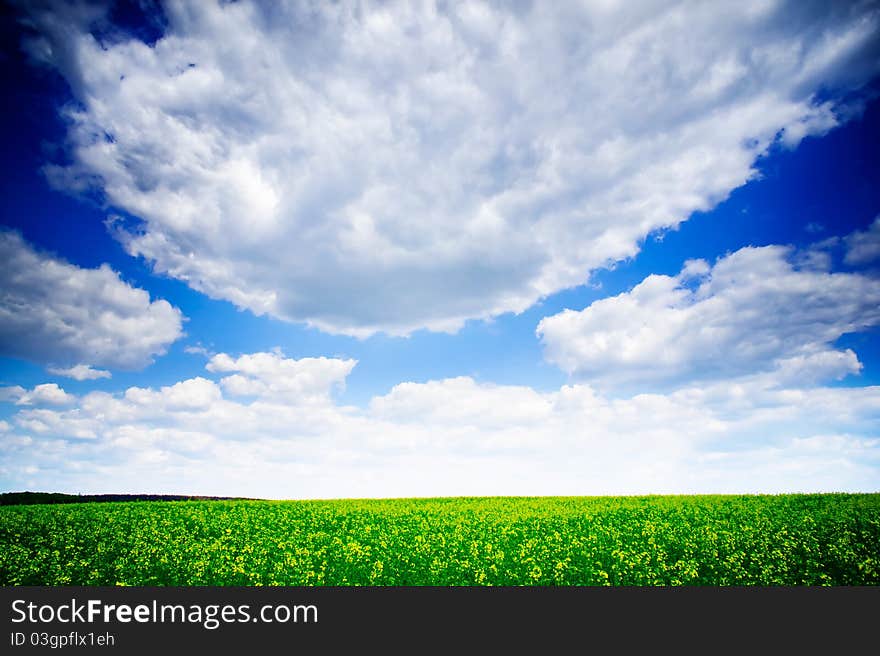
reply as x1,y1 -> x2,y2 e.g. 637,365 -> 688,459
2,495 -> 877,586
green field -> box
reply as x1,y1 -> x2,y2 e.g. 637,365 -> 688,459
1,494 -> 878,586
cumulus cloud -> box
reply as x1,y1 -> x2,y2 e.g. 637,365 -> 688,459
0,387 -> 25,404
206,351 -> 357,401
22,0 -> 880,335
122,377 -> 222,411
0,231 -> 184,369
845,216 -> 880,265
0,357 -> 878,497
0,383 -> 75,406
537,245 -> 880,389
47,364 -> 112,380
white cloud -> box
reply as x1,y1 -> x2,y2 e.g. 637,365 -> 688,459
537,245 -> 880,389
370,376 -> 552,429
0,231 -> 184,369
845,216 -> 880,265
183,344 -> 212,357
24,1 -> 880,335
1,355 -> 878,497
47,364 -> 112,380
14,406 -> 96,439
0,383 -> 75,406
206,351 -> 357,401
0,387 -> 26,404
123,377 -> 222,411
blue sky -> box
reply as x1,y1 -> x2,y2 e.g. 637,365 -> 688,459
1,1 -> 879,498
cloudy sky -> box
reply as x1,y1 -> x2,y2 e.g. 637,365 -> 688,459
1,0 -> 879,498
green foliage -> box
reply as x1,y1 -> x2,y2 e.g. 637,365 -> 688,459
1,494 -> 877,585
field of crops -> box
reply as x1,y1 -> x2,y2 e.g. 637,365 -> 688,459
1,494 -> 878,585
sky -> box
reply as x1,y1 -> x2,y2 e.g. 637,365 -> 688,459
1,0 -> 879,498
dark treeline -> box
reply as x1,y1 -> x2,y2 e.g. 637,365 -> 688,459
0,492 -> 256,506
